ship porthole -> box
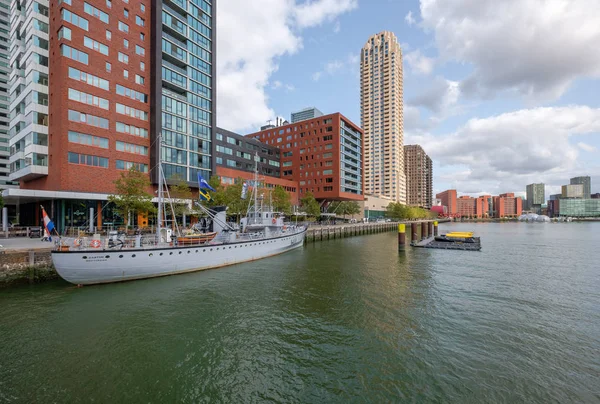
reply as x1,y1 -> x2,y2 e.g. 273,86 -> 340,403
132,254 -> 136,258
119,255 -> 123,258
187,251 -> 190,254
179,251 -> 182,255
149,253 -> 153,257
160,253 -> 163,256
82,256 -> 87,259
170,252 -> 173,255
105,255 -> 110,259
195,250 -> 198,253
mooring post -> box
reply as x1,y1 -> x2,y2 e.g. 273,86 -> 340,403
421,221 -> 428,240
398,224 -> 406,250
428,221 -> 433,238
411,222 -> 418,243
434,221 -> 439,236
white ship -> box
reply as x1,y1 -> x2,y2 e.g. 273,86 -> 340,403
51,151 -> 306,285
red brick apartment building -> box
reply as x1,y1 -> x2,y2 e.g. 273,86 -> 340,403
456,195 -> 492,218
246,113 -> 364,202
493,193 -> 523,218
3,0 -> 217,229
436,189 -> 457,215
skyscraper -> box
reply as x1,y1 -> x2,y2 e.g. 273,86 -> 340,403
570,176 -> 591,199
404,144 -> 432,208
0,0 -> 15,189
360,31 -> 405,203
525,183 -> 545,212
291,107 -> 323,123
3,0 -> 216,228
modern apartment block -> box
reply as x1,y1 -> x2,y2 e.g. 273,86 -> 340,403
404,144 -> 432,208
436,189 -> 457,215
562,184 -> 584,199
492,193 -> 522,218
3,0 -> 216,229
246,112 -> 364,202
0,0 -> 14,189
360,31 -> 405,203
525,183 -> 545,212
456,195 -> 492,218
570,176 -> 591,199
290,107 -> 323,123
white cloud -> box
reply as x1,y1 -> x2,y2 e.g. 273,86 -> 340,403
578,142 -> 598,152
404,11 -> 416,26
312,57 -> 351,81
325,60 -> 343,74
410,76 -> 460,113
285,84 -> 296,92
217,0 -> 357,131
271,80 -> 282,90
413,106 -> 600,194
404,49 -> 435,75
419,0 -> 600,101
312,71 -> 323,82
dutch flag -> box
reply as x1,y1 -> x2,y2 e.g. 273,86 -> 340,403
41,206 -> 55,234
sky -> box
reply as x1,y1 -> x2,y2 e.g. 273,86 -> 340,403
216,0 -> 600,199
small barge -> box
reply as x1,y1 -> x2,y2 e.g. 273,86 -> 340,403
412,231 -> 482,251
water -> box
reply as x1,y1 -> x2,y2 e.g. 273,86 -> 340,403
1,222 -> 599,403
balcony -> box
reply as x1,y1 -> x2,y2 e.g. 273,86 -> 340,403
9,164 -> 48,182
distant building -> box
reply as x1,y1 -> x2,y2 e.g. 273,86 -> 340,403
260,117 -> 289,131
549,194 -> 562,201
455,195 -> 492,218
547,199 -> 560,217
570,176 -> 591,199
404,145 -> 433,208
526,183 -> 545,212
558,199 -> 600,217
562,184 -> 584,199
591,193 -> 600,199
436,190 -> 457,215
290,107 -> 324,123
492,193 -> 523,218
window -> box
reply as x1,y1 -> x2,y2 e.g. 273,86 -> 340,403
116,84 -> 147,102
140,33 -> 145,41
116,160 -> 148,172
68,110 -> 109,129
84,36 -> 109,55
106,30 -> 111,40
84,2 -> 109,23
106,62 -> 111,72
323,170 -> 333,175
135,45 -> 145,56
68,131 -> 109,148
118,52 -> 128,64
123,70 -> 129,78
140,4 -> 145,12
136,16 -> 145,26
123,39 -> 129,49
106,0 -> 111,8
118,21 -> 129,32
116,141 -> 148,155
68,152 -> 109,168
135,75 -> 144,85
116,122 -> 148,138
116,103 -> 148,120
323,152 -> 333,158
58,26 -> 71,41
140,61 -> 145,71
123,8 -> 129,18
61,44 -> 88,65
62,9 -> 89,31
68,88 -> 109,110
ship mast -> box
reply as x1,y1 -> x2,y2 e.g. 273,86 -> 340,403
253,152 -> 259,224
156,132 -> 163,242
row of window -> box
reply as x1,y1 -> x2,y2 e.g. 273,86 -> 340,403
68,152 -> 148,172
116,84 -> 148,103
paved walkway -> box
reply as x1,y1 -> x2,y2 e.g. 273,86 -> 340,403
0,237 -> 55,252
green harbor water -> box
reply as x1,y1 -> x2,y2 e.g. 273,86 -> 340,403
1,223 -> 599,403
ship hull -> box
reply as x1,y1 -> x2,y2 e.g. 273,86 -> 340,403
52,229 -> 306,285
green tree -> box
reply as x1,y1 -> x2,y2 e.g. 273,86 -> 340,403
0,188 -> 4,211
300,191 -> 321,218
328,201 -> 361,218
169,175 -> 193,220
108,167 -> 155,228
201,175 -> 227,207
271,185 -> 292,215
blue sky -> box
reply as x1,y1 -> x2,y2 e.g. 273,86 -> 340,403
217,0 -> 600,198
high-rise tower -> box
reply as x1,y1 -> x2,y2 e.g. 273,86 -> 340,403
360,31 -> 405,203
0,0 -> 16,189
404,144 -> 432,208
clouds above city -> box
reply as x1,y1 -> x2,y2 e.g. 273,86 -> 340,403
216,0 -> 357,131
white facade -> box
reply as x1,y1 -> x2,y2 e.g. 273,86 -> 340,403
8,0 -> 49,183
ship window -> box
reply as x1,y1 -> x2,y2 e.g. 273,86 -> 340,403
105,255 -> 110,259
160,253 -> 163,256
149,253 -> 153,257
195,250 -> 198,253
187,251 -> 190,254
82,256 -> 88,259
229,247 -> 231,249
179,251 -> 182,254
119,255 -> 123,258
170,252 -> 173,255
132,254 -> 136,257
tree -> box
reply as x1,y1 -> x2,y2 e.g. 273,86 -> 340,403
108,167 -> 155,228
201,175 -> 227,207
271,185 -> 292,215
0,188 -> 4,211
328,201 -> 361,218
300,191 -> 320,218
169,175 -> 193,220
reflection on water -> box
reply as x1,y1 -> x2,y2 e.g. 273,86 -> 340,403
1,222 -> 599,402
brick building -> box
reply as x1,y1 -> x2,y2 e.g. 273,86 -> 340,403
3,0 -> 216,229
436,189 -> 457,215
492,193 -> 522,218
404,145 -> 432,209
246,112 -> 364,203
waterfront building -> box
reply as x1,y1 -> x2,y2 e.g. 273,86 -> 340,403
0,0 -> 15,190
436,189 -> 457,215
247,112 -> 364,203
492,193 -> 522,218
525,183 -> 545,212
260,116 -> 288,131
455,195 -> 491,218
290,107 -> 323,123
360,31 -> 406,203
549,194 -> 562,201
3,0 -> 216,229
562,184 -> 584,199
547,199 -> 559,217
592,193 -> 600,199
570,176 -> 591,199
558,199 -> 600,217
404,145 -> 432,209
